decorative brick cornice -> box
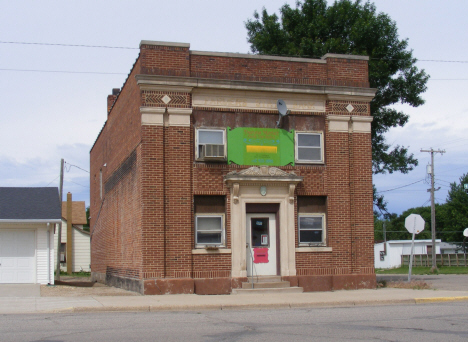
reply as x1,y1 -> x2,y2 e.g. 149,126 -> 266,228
135,75 -> 376,99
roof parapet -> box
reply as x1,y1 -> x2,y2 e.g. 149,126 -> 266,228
140,40 -> 190,48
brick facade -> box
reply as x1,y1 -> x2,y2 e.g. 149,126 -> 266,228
90,40 -> 376,294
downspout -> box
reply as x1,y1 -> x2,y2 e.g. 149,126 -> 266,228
163,107 -> 168,278
47,222 -> 51,285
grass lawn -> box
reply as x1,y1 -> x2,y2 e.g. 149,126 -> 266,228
376,266 -> 468,275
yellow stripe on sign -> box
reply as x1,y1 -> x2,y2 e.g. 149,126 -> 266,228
246,145 -> 278,154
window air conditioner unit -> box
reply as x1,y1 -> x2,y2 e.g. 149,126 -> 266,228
201,144 -> 225,159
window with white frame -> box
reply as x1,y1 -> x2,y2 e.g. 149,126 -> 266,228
298,214 -> 326,246
195,214 -> 225,247
295,132 -> 323,163
196,128 -> 225,160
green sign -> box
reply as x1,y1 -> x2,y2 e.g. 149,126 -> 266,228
227,127 -> 295,166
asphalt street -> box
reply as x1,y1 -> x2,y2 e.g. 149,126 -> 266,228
1,302 -> 467,342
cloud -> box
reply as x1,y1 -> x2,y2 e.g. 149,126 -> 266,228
0,143 -> 91,206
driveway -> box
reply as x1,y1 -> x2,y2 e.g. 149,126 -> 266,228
377,274 -> 468,291
0,284 -> 41,297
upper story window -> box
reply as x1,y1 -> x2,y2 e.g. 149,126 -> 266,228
295,132 -> 323,164
196,128 -> 226,161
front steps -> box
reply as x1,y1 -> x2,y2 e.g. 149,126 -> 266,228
231,276 -> 303,295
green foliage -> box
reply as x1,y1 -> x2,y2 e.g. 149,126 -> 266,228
85,206 -> 90,228
245,0 -> 429,211
443,173 -> 468,242
375,172 -> 468,243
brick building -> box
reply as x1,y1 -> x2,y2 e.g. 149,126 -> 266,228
90,40 -> 376,295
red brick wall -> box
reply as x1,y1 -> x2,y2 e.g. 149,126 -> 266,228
137,44 -> 369,88
190,54 -> 327,85
140,44 -> 190,76
90,59 -> 143,278
325,57 -> 369,87
193,254 -> 231,278
140,125 -> 165,278
163,126 -> 193,278
350,132 -> 374,274
190,54 -> 368,88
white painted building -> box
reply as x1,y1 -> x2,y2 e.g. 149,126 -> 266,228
54,201 -> 90,272
375,239 -> 441,269
0,187 -> 61,284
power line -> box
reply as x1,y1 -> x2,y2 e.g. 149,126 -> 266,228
3,41 -> 468,64
0,68 -> 127,75
65,162 -> 90,173
66,180 -> 89,188
375,179 -> 425,194
3,67 -> 467,80
45,175 -> 60,187
0,41 -> 138,50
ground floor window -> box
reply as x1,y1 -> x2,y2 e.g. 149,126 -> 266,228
297,196 -> 327,246
298,214 -> 325,245
195,215 -> 225,247
194,195 -> 226,248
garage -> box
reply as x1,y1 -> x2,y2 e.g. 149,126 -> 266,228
0,230 -> 35,283
0,187 -> 61,284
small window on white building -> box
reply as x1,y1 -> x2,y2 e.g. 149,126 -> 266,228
298,214 -> 326,246
60,243 -> 66,263
196,129 -> 226,160
295,132 -> 323,163
195,215 -> 225,247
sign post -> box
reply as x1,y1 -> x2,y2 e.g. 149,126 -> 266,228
463,228 -> 468,266
405,214 -> 425,282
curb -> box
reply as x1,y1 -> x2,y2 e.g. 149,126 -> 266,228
414,296 -> 468,304
37,299 -> 425,314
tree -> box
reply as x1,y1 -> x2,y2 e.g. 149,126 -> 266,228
443,173 -> 468,242
84,206 -> 90,232
245,0 -> 429,208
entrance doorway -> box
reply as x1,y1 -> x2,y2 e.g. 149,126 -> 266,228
246,213 -> 277,276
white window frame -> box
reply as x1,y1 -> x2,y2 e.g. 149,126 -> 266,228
195,128 -> 226,160
195,214 -> 225,248
298,213 -> 326,246
295,131 -> 324,164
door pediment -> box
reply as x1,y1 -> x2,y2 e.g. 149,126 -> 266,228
225,166 -> 303,205
224,166 -> 303,184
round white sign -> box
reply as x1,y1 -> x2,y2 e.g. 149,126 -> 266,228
463,228 -> 468,237
405,214 -> 425,234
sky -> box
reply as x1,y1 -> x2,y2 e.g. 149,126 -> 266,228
1,0 -> 467,216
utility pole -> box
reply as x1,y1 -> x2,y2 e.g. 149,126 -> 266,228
420,148 -> 445,272
55,159 -> 64,281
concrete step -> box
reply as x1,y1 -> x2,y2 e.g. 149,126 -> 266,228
242,281 -> 290,289
232,287 -> 304,295
247,276 -> 282,283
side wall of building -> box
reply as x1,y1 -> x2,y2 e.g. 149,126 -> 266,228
90,58 -> 145,291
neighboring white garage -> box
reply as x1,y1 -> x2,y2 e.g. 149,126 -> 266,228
0,230 -> 35,283
0,187 -> 61,284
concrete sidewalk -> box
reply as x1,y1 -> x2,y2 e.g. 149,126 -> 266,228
1,288 -> 468,314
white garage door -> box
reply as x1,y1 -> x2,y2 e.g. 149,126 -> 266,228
0,230 -> 36,283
